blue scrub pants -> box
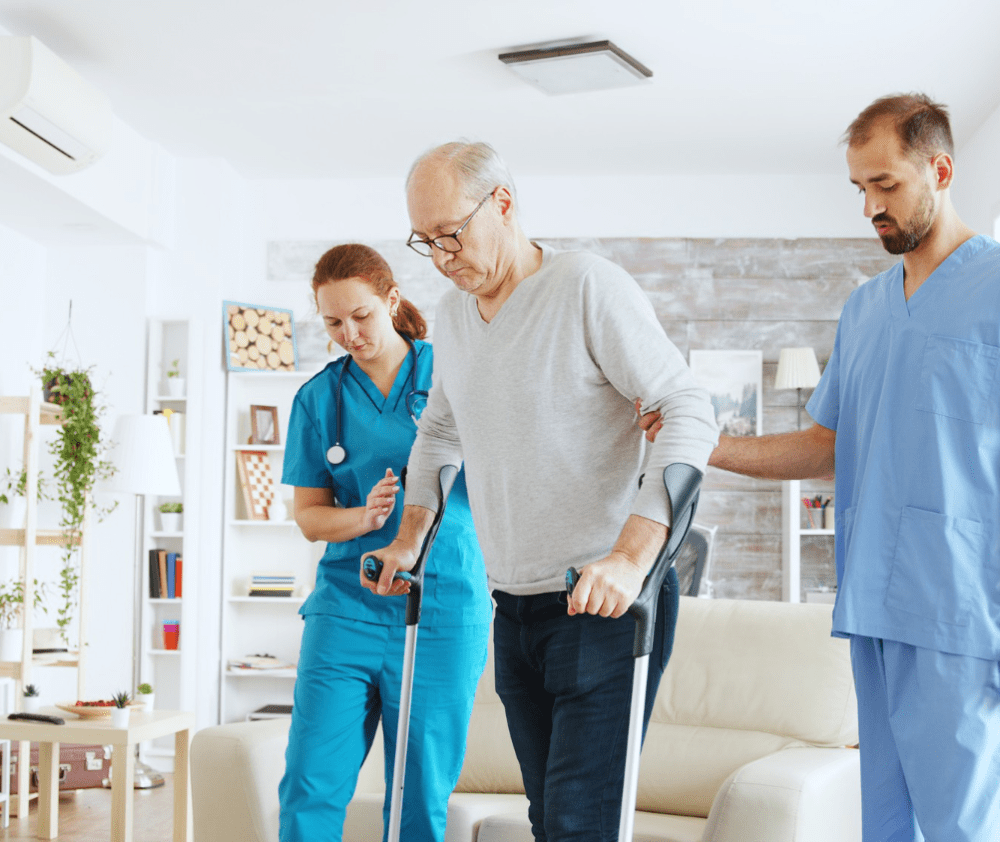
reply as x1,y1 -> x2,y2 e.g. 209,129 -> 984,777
850,636 -> 1000,842
279,613 -> 489,842
492,567 -> 678,842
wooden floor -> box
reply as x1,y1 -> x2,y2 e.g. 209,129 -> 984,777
0,775 -> 176,841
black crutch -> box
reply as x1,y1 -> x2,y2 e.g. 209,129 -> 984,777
362,463 -> 459,842
566,462 -> 703,842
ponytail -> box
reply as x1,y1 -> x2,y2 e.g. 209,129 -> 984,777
393,298 -> 427,341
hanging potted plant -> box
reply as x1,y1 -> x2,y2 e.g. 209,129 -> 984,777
33,352 -> 116,647
0,579 -> 49,661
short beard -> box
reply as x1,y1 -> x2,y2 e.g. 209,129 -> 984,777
875,187 -> 935,255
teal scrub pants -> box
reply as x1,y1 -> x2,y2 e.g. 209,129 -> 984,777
851,636 -> 1000,842
279,613 -> 489,842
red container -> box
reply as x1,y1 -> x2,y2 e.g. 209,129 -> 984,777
163,621 -> 180,651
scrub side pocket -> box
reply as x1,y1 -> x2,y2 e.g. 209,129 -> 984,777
913,335 -> 1000,425
886,507 -> 987,627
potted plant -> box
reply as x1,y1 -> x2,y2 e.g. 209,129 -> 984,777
135,682 -> 155,711
22,683 -> 41,713
165,359 -> 185,397
0,579 -> 49,662
158,502 -> 183,533
111,690 -> 131,727
33,354 -> 116,647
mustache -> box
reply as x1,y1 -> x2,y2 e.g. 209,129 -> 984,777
872,213 -> 895,225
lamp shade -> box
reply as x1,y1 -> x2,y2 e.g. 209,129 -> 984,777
774,347 -> 821,391
101,414 -> 181,496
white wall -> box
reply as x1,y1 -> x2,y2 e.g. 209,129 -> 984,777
954,100 -> 1000,236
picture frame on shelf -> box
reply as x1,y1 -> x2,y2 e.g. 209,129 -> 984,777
689,349 -> 763,437
235,450 -> 277,521
249,404 -> 280,445
224,301 -> 299,372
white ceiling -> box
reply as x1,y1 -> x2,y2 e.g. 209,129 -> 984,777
1,0 -> 999,182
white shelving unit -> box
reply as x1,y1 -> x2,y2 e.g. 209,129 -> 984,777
220,370 -> 322,723
140,319 -> 203,765
781,478 -> 835,602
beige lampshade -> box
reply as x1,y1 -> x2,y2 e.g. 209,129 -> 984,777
774,347 -> 821,390
101,414 -> 181,496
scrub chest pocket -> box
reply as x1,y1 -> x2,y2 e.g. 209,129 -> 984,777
914,335 -> 1000,425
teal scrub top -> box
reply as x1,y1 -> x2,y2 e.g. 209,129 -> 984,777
282,339 -> 491,628
808,235 -> 1000,660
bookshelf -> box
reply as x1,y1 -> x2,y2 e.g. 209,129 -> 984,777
220,370 -> 323,723
781,478 -> 835,602
139,319 -> 203,764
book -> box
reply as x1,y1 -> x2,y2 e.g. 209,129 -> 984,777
176,556 -> 183,598
148,549 -> 161,599
158,550 -> 168,599
166,553 -> 177,599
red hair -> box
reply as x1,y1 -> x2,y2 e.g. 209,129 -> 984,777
312,244 -> 427,340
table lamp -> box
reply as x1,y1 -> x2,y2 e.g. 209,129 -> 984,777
774,347 -> 821,430
101,414 -> 181,789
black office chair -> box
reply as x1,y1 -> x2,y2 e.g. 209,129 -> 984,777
674,523 -> 717,598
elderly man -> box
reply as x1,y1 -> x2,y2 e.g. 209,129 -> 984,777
363,141 -> 717,841
695,94 -> 1000,842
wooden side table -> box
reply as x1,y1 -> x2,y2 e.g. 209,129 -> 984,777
0,708 -> 195,842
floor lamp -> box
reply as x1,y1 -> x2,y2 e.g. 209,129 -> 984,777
774,347 -> 822,430
102,414 -> 181,789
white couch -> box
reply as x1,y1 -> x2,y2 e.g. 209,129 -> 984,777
192,596 -> 861,842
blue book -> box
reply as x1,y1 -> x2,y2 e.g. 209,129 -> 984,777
166,553 -> 177,599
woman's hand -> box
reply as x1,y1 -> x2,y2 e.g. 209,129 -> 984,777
361,468 -> 400,533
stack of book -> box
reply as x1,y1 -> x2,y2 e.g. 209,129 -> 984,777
249,573 -> 295,597
148,549 -> 183,598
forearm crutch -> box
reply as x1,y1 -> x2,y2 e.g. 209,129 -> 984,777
566,462 -> 703,842
362,463 -> 459,842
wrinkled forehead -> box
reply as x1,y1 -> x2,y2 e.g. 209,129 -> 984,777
406,160 -> 473,235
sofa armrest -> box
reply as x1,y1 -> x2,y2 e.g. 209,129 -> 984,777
703,747 -> 861,842
191,719 -> 291,842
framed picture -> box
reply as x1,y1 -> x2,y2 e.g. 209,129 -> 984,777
249,405 -> 280,445
689,350 -> 763,437
235,450 -> 277,520
224,301 -> 299,372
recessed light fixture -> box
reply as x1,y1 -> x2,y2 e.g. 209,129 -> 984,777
499,39 -> 653,95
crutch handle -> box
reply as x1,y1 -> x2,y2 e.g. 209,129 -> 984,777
363,557 -> 412,583
565,463 -> 703,657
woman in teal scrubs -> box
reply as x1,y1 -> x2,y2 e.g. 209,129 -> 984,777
278,244 -> 491,842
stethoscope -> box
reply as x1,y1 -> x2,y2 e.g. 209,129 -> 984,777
326,336 -> 429,465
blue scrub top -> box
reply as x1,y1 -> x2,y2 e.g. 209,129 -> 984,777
808,235 -> 1000,660
282,339 -> 492,628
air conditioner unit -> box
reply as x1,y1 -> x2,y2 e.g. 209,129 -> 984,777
0,36 -> 112,175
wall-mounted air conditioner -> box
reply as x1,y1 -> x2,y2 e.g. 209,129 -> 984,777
0,36 -> 113,175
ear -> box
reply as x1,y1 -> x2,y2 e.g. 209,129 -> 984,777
931,152 -> 954,190
386,286 -> 401,311
494,186 -> 515,223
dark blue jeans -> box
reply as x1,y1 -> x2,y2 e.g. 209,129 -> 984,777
492,566 -> 679,842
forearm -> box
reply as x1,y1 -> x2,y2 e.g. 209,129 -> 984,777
613,514 -> 669,576
388,504 -> 436,554
295,504 -> 370,544
709,424 -> 836,480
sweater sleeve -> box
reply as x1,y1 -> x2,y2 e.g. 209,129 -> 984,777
581,260 -> 719,527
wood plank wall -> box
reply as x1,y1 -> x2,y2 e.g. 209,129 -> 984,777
270,236 -> 898,601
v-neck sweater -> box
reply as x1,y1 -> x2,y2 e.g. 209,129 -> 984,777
405,243 -> 719,595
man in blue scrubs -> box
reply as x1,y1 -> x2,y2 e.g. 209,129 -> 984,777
707,94 -> 1000,841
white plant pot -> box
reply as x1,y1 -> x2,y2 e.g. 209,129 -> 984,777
111,707 -> 130,728
159,512 -> 182,533
135,692 -> 154,711
166,378 -> 186,398
0,628 -> 24,662
22,696 -> 40,713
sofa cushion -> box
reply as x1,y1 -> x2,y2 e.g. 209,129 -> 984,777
637,597 -> 857,817
477,807 -> 707,842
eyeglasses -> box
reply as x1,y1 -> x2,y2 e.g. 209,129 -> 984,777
406,188 -> 498,257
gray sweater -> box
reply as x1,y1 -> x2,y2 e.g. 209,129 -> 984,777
406,244 -> 718,595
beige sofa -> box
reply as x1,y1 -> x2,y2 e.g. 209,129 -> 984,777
192,596 -> 861,842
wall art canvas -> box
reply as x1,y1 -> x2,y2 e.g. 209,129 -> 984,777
689,349 -> 763,437
224,301 -> 298,371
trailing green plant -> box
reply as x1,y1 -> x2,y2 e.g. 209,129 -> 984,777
23,683 -> 39,698
112,690 -> 131,709
0,466 -> 51,507
167,359 -> 181,378
137,682 -> 153,695
0,579 -> 50,630
158,502 -> 183,514
33,353 -> 117,645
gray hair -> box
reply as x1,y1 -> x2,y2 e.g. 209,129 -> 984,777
406,140 -> 518,204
